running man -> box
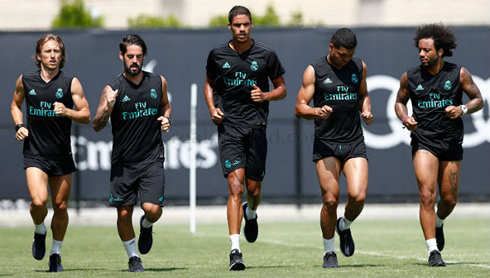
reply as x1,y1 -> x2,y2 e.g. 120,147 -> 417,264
204,5 -> 287,271
395,23 -> 483,267
93,34 -> 172,272
294,28 -> 373,268
10,34 -> 91,272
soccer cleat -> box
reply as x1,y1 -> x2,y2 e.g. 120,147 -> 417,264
242,202 -> 258,243
128,256 -> 144,272
336,217 -> 355,257
48,254 -> 64,272
32,232 -> 46,260
436,224 -> 445,252
138,215 -> 153,255
428,250 -> 446,267
323,251 -> 338,268
229,249 -> 246,271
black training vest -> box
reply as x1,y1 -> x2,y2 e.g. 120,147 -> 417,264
22,70 -> 74,158
109,71 -> 165,164
311,56 -> 364,143
407,62 -> 464,150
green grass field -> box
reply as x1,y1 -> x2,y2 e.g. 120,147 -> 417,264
1,218 -> 489,277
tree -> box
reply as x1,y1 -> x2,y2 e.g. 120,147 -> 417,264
208,4 -> 281,27
287,11 -> 303,27
209,15 -> 228,27
128,14 -> 182,28
52,0 -> 103,29
254,5 -> 280,26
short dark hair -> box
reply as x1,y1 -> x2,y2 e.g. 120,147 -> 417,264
414,23 -> 457,57
34,34 -> 66,69
119,34 -> 147,56
330,28 -> 357,49
228,5 -> 252,24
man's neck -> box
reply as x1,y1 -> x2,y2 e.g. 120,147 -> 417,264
424,60 -> 445,76
123,72 -> 144,85
229,39 -> 253,54
39,67 -> 59,83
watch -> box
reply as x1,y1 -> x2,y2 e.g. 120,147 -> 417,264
460,105 -> 468,115
164,115 -> 172,125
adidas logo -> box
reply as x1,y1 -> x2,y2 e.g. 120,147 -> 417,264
223,62 -> 231,68
28,89 -> 36,95
122,95 -> 131,102
324,78 -> 333,84
415,84 -> 424,91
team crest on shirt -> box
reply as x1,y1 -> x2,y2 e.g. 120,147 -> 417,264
150,88 -> 157,99
250,61 -> 259,71
225,160 -> 232,168
351,74 -> 358,84
444,80 -> 452,90
55,88 -> 63,99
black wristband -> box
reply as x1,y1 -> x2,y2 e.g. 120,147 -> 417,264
164,116 -> 172,125
15,124 -> 25,132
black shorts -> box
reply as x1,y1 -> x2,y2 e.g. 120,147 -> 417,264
411,139 -> 463,161
109,161 -> 165,207
23,155 -> 76,177
218,124 -> 267,181
313,137 -> 368,162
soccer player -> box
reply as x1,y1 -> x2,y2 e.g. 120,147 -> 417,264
294,28 -> 373,268
10,34 -> 91,272
204,5 -> 287,271
395,23 -> 484,267
92,34 -> 171,272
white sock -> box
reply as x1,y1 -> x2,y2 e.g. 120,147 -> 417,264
246,206 -> 257,220
122,238 -> 139,258
340,217 -> 352,231
426,238 -> 438,255
230,234 -> 240,252
50,239 -> 62,255
323,237 -> 335,254
35,223 -> 47,235
142,217 -> 154,228
435,214 -> 445,228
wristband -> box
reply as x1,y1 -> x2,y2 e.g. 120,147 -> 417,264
402,115 -> 409,124
163,115 -> 172,125
15,124 -> 25,132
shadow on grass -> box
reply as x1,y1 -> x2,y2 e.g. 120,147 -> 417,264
118,267 -> 187,272
247,264 -> 380,269
414,261 -> 488,267
35,268 -> 104,272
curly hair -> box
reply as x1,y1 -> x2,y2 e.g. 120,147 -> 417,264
414,23 -> 457,57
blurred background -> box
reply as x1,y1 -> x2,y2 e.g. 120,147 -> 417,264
0,0 -> 488,211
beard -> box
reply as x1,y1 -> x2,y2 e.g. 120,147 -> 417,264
124,63 -> 142,76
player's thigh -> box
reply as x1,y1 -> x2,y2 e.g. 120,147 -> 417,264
315,156 -> 341,197
26,167 -> 49,204
438,160 -> 461,199
342,157 -> 368,198
413,149 -> 439,190
48,174 -> 72,205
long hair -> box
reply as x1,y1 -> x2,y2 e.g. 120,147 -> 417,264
119,34 -> 147,56
228,5 -> 252,23
414,23 -> 457,57
330,28 -> 357,49
34,34 -> 66,69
